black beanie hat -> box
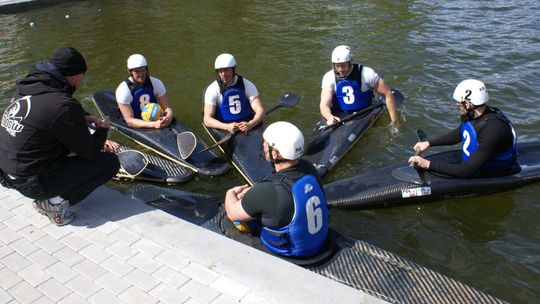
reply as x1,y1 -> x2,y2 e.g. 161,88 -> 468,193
49,47 -> 87,76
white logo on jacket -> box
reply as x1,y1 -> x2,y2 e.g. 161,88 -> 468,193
1,95 -> 31,137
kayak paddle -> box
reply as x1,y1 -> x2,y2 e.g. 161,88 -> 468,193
198,92 -> 300,153
306,89 -> 404,148
414,128 -> 430,186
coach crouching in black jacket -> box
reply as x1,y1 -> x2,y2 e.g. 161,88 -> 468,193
0,47 -> 119,226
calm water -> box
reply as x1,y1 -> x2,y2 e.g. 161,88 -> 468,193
1,0 -> 539,302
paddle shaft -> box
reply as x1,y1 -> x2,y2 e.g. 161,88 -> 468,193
415,129 -> 429,185
319,102 -> 384,132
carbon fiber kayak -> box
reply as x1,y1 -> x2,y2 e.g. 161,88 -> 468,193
325,141 -> 540,209
126,184 -> 506,304
114,145 -> 194,184
303,89 -> 404,177
92,91 -> 229,177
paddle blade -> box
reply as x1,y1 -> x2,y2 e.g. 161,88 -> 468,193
266,92 -> 301,115
279,92 -> 300,108
117,150 -> 149,176
417,129 -> 428,142
177,131 -> 197,159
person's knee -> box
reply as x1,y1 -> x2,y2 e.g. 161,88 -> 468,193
103,152 -> 120,177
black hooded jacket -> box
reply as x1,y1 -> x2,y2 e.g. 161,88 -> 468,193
0,62 -> 108,178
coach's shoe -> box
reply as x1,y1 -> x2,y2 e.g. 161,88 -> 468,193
32,199 -> 74,226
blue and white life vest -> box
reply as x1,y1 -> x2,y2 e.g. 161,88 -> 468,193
332,64 -> 373,111
216,75 -> 254,123
125,77 -> 157,119
260,174 -> 329,257
461,108 -> 518,170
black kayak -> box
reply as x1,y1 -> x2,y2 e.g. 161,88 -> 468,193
115,145 -> 194,184
125,184 -> 505,304
304,89 -> 404,177
200,92 -> 300,185
202,123 -> 272,185
325,141 -> 540,209
92,91 -> 229,177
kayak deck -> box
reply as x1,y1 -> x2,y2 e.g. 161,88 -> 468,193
202,123 -> 273,185
304,90 -> 404,177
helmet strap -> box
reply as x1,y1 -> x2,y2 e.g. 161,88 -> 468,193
333,62 -> 353,80
266,145 -> 286,164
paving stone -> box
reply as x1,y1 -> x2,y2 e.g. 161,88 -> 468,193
124,269 -> 161,292
109,228 -> 141,246
45,262 -> 78,284
26,249 -> 58,269
72,259 -> 107,280
30,296 -> 55,304
17,225 -> 47,242
182,263 -> 219,286
36,278 -> 73,303
79,243 -> 111,264
180,279 -> 220,303
209,275 -> 251,300
59,233 -> 91,251
2,252 -> 31,272
100,255 -> 134,277
88,288 -> 123,304
211,294 -> 242,304
65,220 -> 94,237
8,280 -> 43,303
131,238 -> 164,258
34,235 -> 65,254
65,275 -> 101,299
155,249 -> 190,271
0,226 -> 21,244
57,292 -> 86,304
85,230 -> 116,248
148,282 -> 190,304
17,264 -> 51,287
0,243 -> 14,258
51,246 -> 84,267
106,241 -> 138,260
151,265 -> 190,289
10,203 -> 35,218
0,266 -> 23,289
95,221 -> 120,235
95,272 -> 131,295
42,223 -> 72,240
10,237 -> 39,256
24,213 -> 51,229
0,288 -> 14,304
127,253 -> 163,275
0,206 -> 13,221
119,286 -> 159,304
184,298 -> 206,304
3,215 -> 30,231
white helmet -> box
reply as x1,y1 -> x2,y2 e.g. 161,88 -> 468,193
127,54 -> 148,70
214,53 -> 236,70
331,45 -> 353,63
263,121 -> 304,160
453,79 -> 489,106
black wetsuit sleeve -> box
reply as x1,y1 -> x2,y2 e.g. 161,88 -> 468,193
428,119 -> 507,177
428,126 -> 461,147
51,103 -> 108,159
241,182 -> 278,218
